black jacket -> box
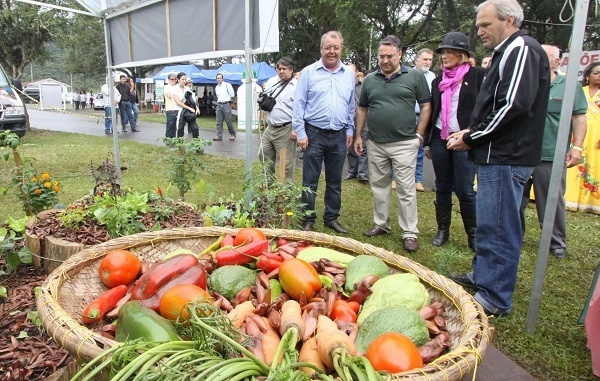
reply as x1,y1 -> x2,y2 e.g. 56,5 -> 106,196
425,66 -> 486,145
463,30 -> 550,166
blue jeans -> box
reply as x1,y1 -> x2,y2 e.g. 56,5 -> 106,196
470,164 -> 534,314
415,144 -> 424,182
165,110 -> 177,138
131,102 -> 139,123
104,106 -> 112,132
119,102 -> 136,130
430,132 -> 476,211
302,124 -> 347,224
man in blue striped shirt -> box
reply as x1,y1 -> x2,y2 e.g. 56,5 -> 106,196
292,31 -> 356,234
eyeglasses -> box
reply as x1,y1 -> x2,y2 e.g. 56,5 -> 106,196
169,78 -> 177,81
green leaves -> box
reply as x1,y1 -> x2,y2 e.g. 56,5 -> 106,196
162,137 -> 211,201
90,191 -> 150,238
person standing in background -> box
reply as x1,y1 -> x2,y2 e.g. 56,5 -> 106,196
293,30 -> 356,234
344,63 -> 369,183
414,48 -> 436,192
101,80 -> 121,135
163,74 -> 178,138
116,75 -> 139,133
129,78 -> 140,127
213,73 -> 236,141
481,55 -> 493,68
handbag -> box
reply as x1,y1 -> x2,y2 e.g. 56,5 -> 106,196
182,90 -> 198,122
257,79 -> 291,112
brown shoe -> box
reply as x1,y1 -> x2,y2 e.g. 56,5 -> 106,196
416,182 -> 425,192
364,226 -> 389,237
213,136 -> 222,141
229,135 -> 236,141
403,237 -> 418,252
302,221 -> 314,232
391,180 -> 396,190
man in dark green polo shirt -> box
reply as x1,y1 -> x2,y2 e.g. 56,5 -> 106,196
520,44 -> 587,258
354,35 -> 431,252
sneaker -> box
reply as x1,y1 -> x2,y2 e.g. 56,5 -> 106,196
551,248 -> 568,259
213,136 -> 223,141
448,273 -> 476,289
229,135 -> 236,141
416,182 -> 425,192
105,131 -> 112,135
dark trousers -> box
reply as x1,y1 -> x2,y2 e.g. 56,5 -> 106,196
301,124 -> 347,224
429,129 -> 476,210
176,114 -> 199,138
165,110 -> 177,138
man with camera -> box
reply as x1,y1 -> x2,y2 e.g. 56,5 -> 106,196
259,57 -> 297,183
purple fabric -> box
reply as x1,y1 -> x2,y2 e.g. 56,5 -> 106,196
438,63 -> 470,139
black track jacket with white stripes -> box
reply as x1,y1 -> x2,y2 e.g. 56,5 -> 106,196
463,29 -> 550,166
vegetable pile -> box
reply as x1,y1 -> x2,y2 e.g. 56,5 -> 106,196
73,228 -> 452,381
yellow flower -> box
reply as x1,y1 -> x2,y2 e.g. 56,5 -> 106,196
32,177 -> 38,182
44,181 -> 52,188
34,189 -> 42,195
54,181 -> 59,186
286,211 -> 294,216
53,185 -> 60,193
41,172 -> 50,180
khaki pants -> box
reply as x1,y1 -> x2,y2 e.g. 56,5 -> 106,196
367,138 -> 420,238
259,123 -> 297,183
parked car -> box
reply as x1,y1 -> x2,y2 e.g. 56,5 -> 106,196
0,65 -> 27,137
23,87 -> 40,104
93,94 -> 105,110
62,92 -> 73,104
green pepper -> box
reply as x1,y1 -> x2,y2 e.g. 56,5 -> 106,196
115,301 -> 180,342
269,279 -> 283,302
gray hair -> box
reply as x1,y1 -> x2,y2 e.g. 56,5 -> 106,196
541,45 -> 560,60
320,31 -> 344,45
416,48 -> 433,59
379,35 -> 403,52
476,0 -> 524,27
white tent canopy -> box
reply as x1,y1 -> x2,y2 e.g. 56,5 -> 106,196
74,0 -> 279,68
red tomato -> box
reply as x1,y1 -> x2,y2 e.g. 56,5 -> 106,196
234,228 -> 266,246
98,249 -> 141,288
366,332 -> 423,373
278,258 -> 322,300
158,284 -> 212,321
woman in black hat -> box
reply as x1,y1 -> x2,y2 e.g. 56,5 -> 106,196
424,32 -> 486,251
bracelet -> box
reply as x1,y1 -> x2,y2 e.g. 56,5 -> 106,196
416,133 -> 423,140
571,146 -> 583,152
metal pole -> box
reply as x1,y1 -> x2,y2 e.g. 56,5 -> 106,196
103,17 -> 123,182
244,0 -> 254,206
526,0 -> 589,334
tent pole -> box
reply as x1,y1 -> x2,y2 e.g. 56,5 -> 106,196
244,0 -> 254,207
525,0 -> 589,334
103,17 -> 123,183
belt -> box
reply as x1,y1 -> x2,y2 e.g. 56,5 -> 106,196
218,101 -> 230,104
306,124 -> 343,134
271,122 -> 291,128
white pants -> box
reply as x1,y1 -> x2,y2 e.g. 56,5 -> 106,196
367,138 -> 420,238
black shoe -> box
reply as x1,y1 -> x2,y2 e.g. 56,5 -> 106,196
105,131 -> 112,135
551,248 -> 568,259
325,221 -> 348,234
213,136 -> 223,141
302,221 -> 314,232
122,129 -> 128,133
345,174 -> 357,180
132,128 -> 140,132
449,273 -> 476,289
358,176 -> 369,183
364,226 -> 389,237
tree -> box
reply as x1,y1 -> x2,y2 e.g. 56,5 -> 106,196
0,0 -> 68,79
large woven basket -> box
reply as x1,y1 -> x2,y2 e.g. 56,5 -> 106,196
37,227 -> 491,381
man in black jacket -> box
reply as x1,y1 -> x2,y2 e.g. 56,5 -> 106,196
447,0 -> 550,316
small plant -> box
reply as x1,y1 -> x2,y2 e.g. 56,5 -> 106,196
12,159 -> 61,216
242,163 -> 312,229
202,204 -> 234,227
0,216 -> 33,274
87,190 -> 150,238
91,157 -> 123,197
163,137 -> 211,200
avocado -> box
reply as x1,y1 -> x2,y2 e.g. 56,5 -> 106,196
208,265 -> 256,300
344,255 -> 389,294
354,306 -> 429,352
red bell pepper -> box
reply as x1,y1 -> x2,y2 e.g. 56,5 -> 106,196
256,255 -> 282,273
130,254 -> 207,311
82,284 -> 128,324
215,239 -> 269,267
330,300 -> 357,323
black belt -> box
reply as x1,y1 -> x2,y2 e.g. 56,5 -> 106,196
271,122 -> 291,128
306,123 -> 344,134
218,101 -> 230,104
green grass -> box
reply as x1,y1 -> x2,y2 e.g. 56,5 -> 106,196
1,129 -> 599,380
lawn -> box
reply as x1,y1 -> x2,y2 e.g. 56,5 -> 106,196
1,129 -> 599,381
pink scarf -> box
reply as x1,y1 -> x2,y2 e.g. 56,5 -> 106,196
438,63 -> 470,139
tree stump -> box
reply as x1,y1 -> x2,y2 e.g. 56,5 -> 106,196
44,236 -> 87,274
25,217 -> 41,268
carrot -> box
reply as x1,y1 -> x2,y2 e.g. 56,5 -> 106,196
227,300 -> 254,327
298,336 -> 325,376
81,285 -> 128,324
260,317 -> 282,366
316,315 -> 357,370
279,300 -> 305,341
